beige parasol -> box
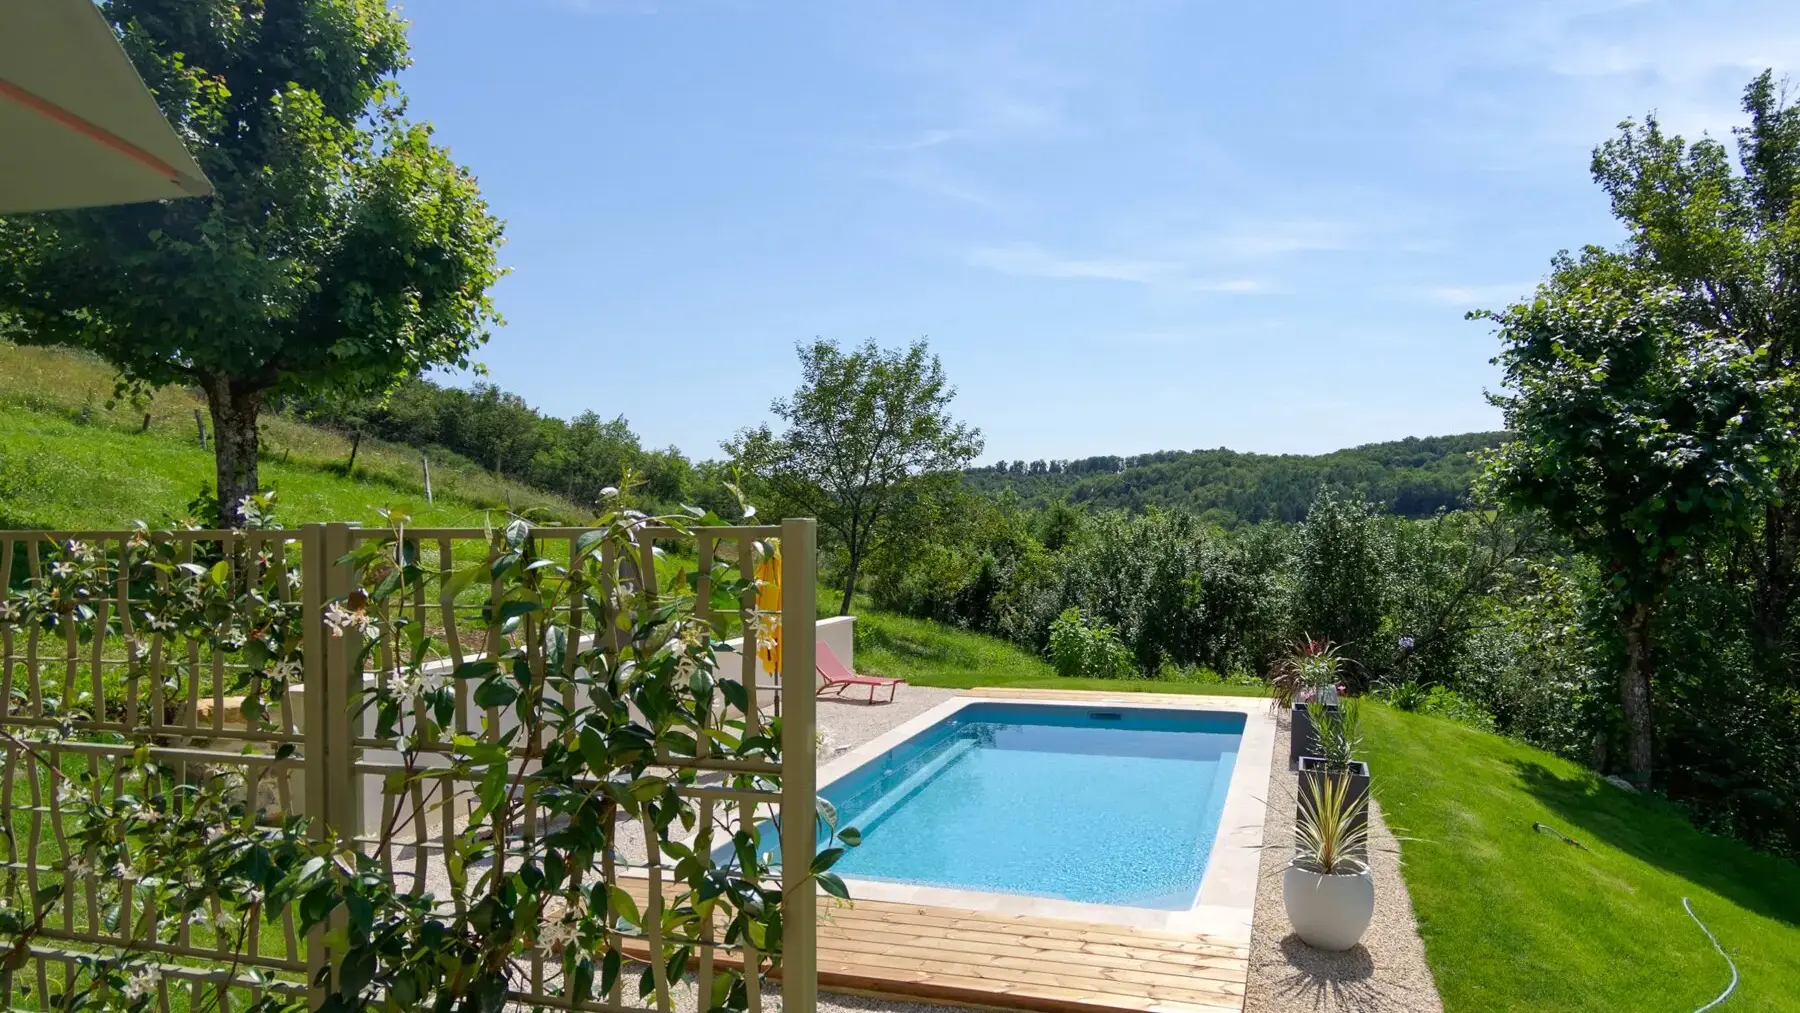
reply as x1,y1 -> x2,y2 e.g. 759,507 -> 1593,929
1,0 -> 212,213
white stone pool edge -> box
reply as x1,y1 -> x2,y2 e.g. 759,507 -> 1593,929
815,691 -> 1275,944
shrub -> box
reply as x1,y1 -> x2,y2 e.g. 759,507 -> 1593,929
1047,607 -> 1137,679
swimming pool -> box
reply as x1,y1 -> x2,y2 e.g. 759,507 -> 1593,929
809,702 -> 1244,910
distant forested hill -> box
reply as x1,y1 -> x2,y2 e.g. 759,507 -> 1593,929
965,432 -> 1508,525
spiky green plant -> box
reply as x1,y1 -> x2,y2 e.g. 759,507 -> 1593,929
1294,773 -> 1371,875
1307,696 -> 1363,769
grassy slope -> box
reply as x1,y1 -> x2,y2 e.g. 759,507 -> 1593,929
1364,705 -> 1800,1012
0,343 -> 580,528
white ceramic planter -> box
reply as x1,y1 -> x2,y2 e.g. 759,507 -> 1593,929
1282,865 -> 1374,951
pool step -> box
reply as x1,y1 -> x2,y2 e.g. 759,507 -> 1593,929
847,736 -> 977,837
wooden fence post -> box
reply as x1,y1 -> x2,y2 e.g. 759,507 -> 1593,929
422,452 -> 433,504
193,408 -> 207,448
300,523 -> 331,1003
779,517 -> 818,1013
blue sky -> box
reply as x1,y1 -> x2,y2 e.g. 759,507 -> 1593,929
399,0 -> 1799,464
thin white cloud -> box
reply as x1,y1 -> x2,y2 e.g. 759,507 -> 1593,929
965,242 -> 1272,293
871,159 -> 1009,210
869,128 -> 968,152
966,243 -> 1178,284
1166,219 -> 1362,260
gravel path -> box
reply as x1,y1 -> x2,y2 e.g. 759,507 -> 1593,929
1242,712 -> 1444,1013
812,686 -> 959,761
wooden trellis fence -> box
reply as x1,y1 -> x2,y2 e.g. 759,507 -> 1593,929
0,519 -> 819,1013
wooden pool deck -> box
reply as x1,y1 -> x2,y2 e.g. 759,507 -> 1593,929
621,879 -> 1249,1013
808,896 -> 1249,1013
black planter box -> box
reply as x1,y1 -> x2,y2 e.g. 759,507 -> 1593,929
1289,701 -> 1339,767
1296,756 -> 1370,850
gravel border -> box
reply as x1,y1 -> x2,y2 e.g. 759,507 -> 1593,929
1242,712 -> 1444,1013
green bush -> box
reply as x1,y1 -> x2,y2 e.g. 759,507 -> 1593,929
1047,608 -> 1137,679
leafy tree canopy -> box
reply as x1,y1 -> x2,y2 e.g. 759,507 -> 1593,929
730,339 -> 983,614
0,0 -> 505,524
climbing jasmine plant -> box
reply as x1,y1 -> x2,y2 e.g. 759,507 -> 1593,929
321,504 -> 854,1013
0,495 -> 849,1013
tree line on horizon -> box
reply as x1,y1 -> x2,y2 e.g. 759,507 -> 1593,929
967,431 -> 1505,525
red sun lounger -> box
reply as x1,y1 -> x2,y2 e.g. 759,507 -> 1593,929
816,642 -> 903,704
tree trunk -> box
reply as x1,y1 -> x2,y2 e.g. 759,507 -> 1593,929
202,374 -> 264,528
839,548 -> 860,617
347,430 -> 363,473
1752,495 -> 1799,684
1619,601 -> 1656,787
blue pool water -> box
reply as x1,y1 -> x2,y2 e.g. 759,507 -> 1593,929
803,703 -> 1243,909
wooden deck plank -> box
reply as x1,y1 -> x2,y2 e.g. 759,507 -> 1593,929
825,924 -> 1246,974
615,876 -> 1247,1013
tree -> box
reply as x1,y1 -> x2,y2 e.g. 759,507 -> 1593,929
1589,71 -> 1800,681
1293,490 -> 1391,678
0,0 -> 505,525
730,339 -> 983,615
1481,250 -> 1777,785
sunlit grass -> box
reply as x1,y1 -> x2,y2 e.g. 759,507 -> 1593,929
1364,704 -> 1800,1012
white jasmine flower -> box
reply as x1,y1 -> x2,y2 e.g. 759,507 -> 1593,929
271,658 -> 303,682
122,967 -> 161,1001
538,916 -> 579,954
51,562 -> 75,578
113,862 -> 140,882
322,603 -> 355,636
387,670 -> 419,698
419,669 -> 447,694
65,856 -> 94,879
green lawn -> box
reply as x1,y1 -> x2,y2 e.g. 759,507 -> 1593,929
1364,704 -> 1800,1012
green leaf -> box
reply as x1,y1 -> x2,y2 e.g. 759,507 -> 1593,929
578,725 -> 609,772
371,567 -> 402,602
337,948 -> 376,998
600,947 -> 622,996
837,826 -> 862,847
610,885 -> 641,929
497,600 -> 543,622
816,871 -> 850,900
718,678 -> 749,715
474,680 -> 517,708
809,847 -> 845,875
